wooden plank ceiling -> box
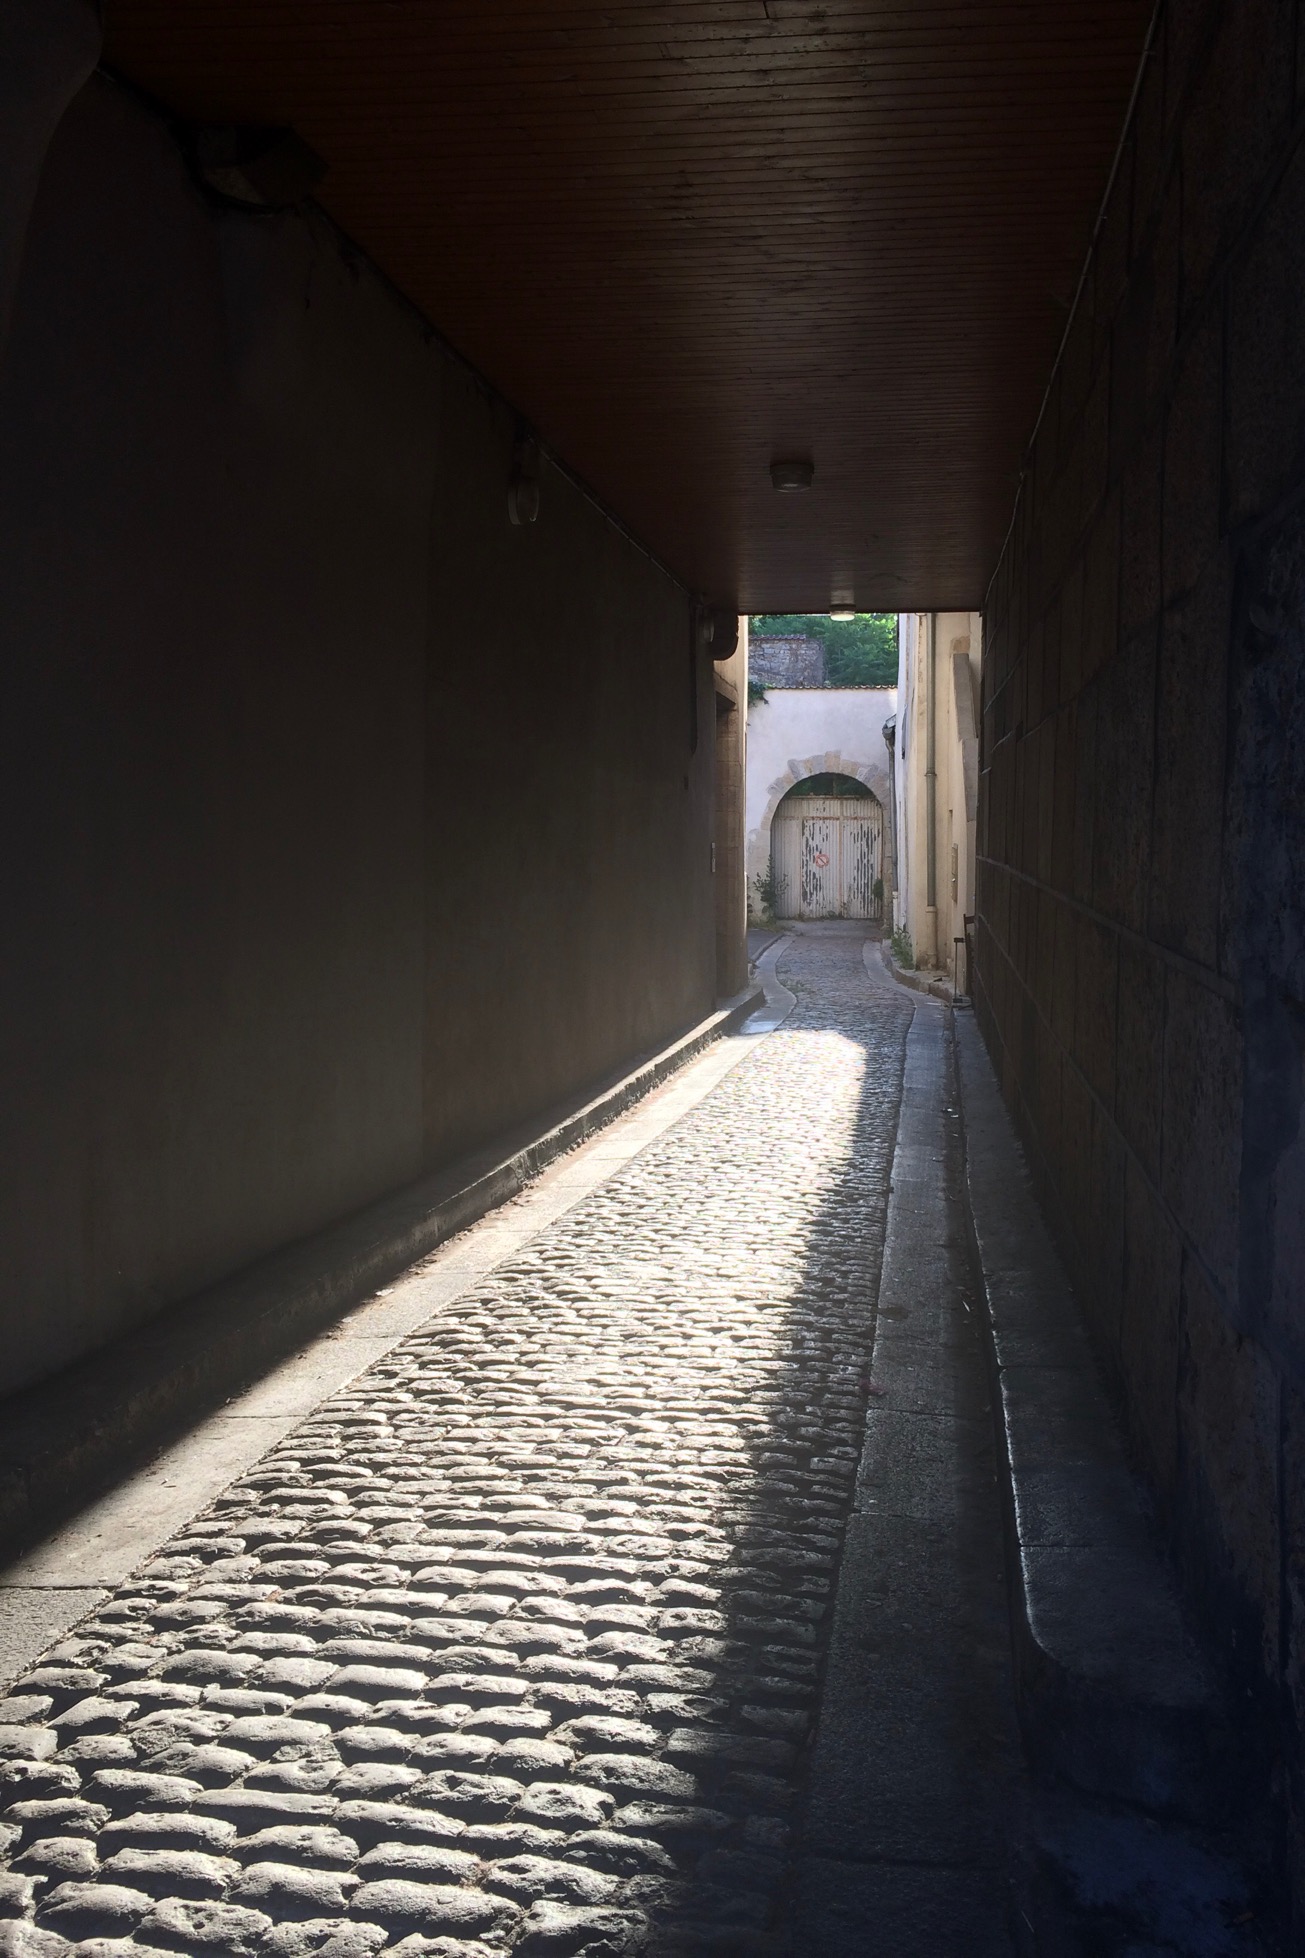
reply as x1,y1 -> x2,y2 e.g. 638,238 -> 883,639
105,1 -> 1151,612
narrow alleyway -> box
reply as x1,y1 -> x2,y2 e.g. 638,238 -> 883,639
0,931 -> 1259,1956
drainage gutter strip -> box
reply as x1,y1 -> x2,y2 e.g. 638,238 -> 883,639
951,1010 -> 1239,1826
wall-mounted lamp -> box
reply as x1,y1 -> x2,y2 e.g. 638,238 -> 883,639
709,611 -> 739,662
830,599 -> 856,620
694,606 -> 716,658
191,126 -> 327,209
770,458 -> 814,492
693,604 -> 739,661
508,432 -> 541,525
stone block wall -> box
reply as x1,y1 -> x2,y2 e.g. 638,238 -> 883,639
749,635 -> 827,688
975,0 -> 1305,1910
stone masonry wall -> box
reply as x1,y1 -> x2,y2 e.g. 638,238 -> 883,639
749,637 -> 827,688
974,0 -> 1305,1914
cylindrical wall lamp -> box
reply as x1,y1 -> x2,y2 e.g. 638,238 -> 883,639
508,431 -> 541,525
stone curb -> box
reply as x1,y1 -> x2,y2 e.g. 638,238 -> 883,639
746,927 -> 787,968
877,935 -> 954,1001
0,984 -> 763,1563
952,1011 -> 1244,1825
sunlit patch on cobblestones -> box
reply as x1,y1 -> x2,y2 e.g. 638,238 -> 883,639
0,933 -> 910,1955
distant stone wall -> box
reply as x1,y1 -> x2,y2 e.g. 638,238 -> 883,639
750,635 -> 826,688
975,0 -> 1305,1921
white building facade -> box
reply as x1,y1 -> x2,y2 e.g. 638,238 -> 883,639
745,685 -> 896,922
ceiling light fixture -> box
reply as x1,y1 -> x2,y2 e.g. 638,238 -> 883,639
770,458 -> 814,492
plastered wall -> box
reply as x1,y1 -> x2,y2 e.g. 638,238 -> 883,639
744,687 -> 896,911
0,63 -> 716,1397
975,0 -> 1305,1911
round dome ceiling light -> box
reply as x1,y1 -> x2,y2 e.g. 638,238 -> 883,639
770,458 -> 814,491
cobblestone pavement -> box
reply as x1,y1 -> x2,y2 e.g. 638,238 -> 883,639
0,929 -> 914,1958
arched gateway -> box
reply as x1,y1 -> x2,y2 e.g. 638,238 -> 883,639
770,771 -> 885,921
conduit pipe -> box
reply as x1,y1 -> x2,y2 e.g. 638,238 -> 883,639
925,610 -> 938,967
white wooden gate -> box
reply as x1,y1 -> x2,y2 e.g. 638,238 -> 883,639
771,793 -> 884,920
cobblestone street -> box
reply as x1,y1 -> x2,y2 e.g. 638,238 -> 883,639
0,931 -> 1015,1957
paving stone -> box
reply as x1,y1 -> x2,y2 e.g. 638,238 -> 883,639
462,1824 -> 566,1857
0,935 -> 920,1956
12,1838 -> 98,1881
385,1941 -> 499,1958
0,1734 -> 56,1765
333,1726 -> 410,1763
611,1805 -> 729,1840
97,1816 -> 236,1855
136,1747 -> 254,1787
19,1676 -> 104,1708
514,1900 -> 646,1955
0,1929 -> 71,1958
326,1670 -> 427,1703
514,1787 -> 614,1832
407,1736 -> 497,1770
129,1712 -> 230,1755
232,1827 -> 358,1868
227,1861 -> 355,1918
81,1777 -> 199,1815
4,1807 -> 108,1846
408,1773 -> 522,1819
496,1740 -> 573,1776
105,1689 -> 195,1714
261,1922 -> 388,1958
330,1766 -> 421,1801
97,1849 -> 236,1899
0,1872 -> 40,1919
353,1845 -> 477,1883
36,1885 -> 150,1937
562,1832 -> 675,1877
138,1897 -> 271,1952
51,1704 -> 124,1739
333,1805 -> 465,1849
479,1854 -> 620,1906
294,1700 -> 376,1730
551,1721 -> 657,1753
248,1660 -> 337,1693
347,1881 -> 510,1936
576,1757 -> 698,1802
193,1792 -> 337,1830
56,1740 -> 134,1772
154,1655 -> 258,1688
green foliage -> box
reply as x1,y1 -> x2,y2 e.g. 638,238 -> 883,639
747,677 -> 769,706
751,865 -> 787,922
750,613 -> 898,687
890,926 -> 915,970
